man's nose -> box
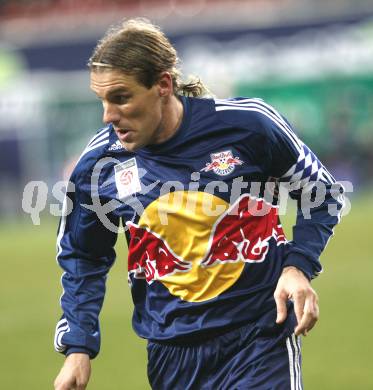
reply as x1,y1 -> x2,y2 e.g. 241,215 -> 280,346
103,103 -> 121,124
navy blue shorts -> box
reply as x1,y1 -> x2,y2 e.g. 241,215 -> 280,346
147,308 -> 303,390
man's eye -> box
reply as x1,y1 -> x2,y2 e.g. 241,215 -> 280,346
113,95 -> 129,104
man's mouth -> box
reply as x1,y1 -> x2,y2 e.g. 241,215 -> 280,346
115,128 -> 133,142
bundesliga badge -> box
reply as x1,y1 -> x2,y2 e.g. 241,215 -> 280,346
114,158 -> 141,198
201,150 -> 243,176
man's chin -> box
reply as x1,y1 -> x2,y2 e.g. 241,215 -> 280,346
119,140 -> 141,152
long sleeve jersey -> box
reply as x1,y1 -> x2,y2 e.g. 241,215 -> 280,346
54,96 -> 344,358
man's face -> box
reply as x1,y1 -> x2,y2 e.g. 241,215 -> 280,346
90,69 -> 165,152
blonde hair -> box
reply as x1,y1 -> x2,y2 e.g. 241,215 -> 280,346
88,18 -> 208,97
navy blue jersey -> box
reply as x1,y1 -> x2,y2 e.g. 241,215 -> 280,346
54,96 -> 344,358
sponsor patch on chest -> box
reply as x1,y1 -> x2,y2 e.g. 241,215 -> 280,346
201,150 -> 243,176
114,158 -> 141,197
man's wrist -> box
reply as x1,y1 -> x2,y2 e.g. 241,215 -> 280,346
282,265 -> 308,279
282,253 -> 315,280
65,347 -> 93,359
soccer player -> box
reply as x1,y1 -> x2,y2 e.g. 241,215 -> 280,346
53,18 -> 344,390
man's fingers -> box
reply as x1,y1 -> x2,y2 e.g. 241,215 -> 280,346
76,379 -> 89,390
274,290 -> 288,324
294,292 -> 319,336
54,378 -> 75,390
295,313 -> 317,336
293,292 -> 306,331
54,382 -> 73,390
275,267 -> 320,336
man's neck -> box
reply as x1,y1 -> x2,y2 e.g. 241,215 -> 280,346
155,95 -> 184,145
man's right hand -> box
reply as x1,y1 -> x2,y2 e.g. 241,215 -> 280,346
54,353 -> 91,390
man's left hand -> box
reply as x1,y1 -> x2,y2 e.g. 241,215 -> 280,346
274,266 -> 319,336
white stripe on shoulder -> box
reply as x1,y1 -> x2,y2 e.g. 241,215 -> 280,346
87,126 -> 110,147
77,139 -> 110,162
215,102 -> 302,152
251,98 -> 303,150
214,98 -> 302,150
88,131 -> 109,148
56,135 -> 109,259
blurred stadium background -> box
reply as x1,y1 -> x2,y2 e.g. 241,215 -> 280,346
1,0 -> 372,389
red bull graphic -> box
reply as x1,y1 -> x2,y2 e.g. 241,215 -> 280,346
126,192 -> 286,302
201,150 -> 243,176
201,197 -> 286,267
127,223 -> 191,283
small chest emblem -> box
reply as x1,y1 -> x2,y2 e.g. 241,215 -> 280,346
201,150 -> 243,176
114,158 -> 141,198
108,140 -> 124,151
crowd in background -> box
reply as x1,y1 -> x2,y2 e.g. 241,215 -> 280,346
1,0 -> 372,219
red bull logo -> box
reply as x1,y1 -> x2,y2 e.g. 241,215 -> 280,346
201,197 -> 286,267
127,192 -> 286,302
201,150 -> 243,176
127,223 -> 191,283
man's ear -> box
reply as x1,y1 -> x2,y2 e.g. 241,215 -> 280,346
158,72 -> 173,97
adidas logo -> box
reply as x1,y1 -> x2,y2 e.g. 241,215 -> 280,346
108,140 -> 124,151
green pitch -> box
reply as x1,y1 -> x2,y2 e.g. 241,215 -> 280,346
0,192 -> 372,389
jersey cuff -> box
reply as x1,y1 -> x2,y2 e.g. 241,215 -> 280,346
65,347 -> 96,359
283,252 -> 319,281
